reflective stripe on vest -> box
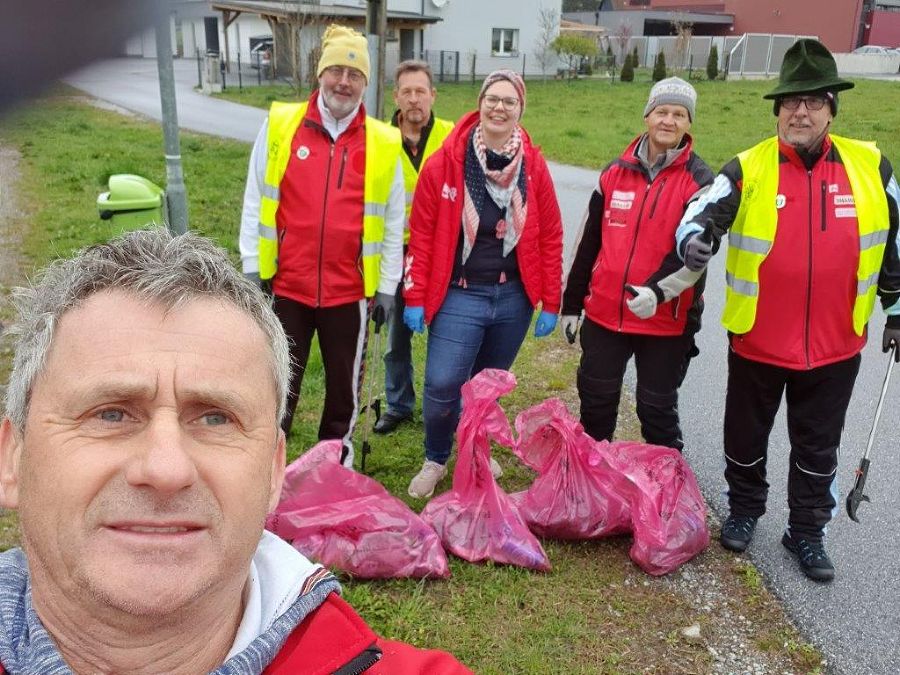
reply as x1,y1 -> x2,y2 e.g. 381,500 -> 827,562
722,135 -> 889,336
259,101 -> 401,297
399,117 -> 454,243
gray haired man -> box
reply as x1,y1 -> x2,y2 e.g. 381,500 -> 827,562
0,229 -> 467,673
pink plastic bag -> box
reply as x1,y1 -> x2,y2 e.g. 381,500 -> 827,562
607,441 -> 709,576
421,369 -> 551,571
509,399 -> 632,539
266,441 -> 450,579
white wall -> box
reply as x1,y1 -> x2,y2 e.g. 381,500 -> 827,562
833,52 -> 900,74
420,0 -> 563,78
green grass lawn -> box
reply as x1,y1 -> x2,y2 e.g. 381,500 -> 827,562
215,74 -> 900,173
0,80 -> 877,671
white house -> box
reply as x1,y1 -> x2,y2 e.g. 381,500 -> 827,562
122,0 -> 562,81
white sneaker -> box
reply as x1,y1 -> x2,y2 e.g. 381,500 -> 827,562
408,460 -> 448,499
490,456 -> 504,479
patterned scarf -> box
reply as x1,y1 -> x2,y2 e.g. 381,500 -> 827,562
461,124 -> 527,265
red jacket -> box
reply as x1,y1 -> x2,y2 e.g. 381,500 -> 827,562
266,593 -> 470,674
403,111 -> 563,323
273,91 -> 367,307
563,134 -> 713,336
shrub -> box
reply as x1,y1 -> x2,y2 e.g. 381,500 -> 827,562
707,44 -> 719,80
652,51 -> 667,82
620,52 -> 635,82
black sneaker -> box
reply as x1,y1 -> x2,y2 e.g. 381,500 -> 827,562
720,514 -> 758,552
781,532 -> 835,583
373,410 -> 413,434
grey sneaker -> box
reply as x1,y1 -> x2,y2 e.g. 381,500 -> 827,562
408,460 -> 448,499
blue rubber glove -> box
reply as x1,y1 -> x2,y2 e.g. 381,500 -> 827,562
534,311 -> 557,338
403,306 -> 426,334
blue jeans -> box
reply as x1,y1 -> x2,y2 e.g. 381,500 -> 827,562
383,282 -> 415,416
423,281 -> 533,464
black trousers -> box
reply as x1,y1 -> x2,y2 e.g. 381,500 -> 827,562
577,318 -> 696,450
723,348 -> 861,541
273,295 -> 367,448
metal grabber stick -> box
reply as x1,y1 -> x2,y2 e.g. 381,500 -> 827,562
846,343 -> 896,522
360,308 -> 384,475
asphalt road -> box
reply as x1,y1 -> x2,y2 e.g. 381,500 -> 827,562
63,57 -> 899,674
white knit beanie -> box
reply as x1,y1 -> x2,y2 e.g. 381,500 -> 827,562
643,77 -> 697,121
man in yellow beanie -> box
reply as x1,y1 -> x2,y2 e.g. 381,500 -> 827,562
240,24 -> 405,469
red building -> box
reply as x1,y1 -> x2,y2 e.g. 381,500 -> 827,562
613,0 -> 900,51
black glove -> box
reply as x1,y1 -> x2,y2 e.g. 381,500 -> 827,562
244,271 -> 272,297
683,232 -> 713,271
372,291 -> 395,330
883,321 -> 900,361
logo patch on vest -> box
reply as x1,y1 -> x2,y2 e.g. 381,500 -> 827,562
775,194 -> 786,209
610,190 -> 635,210
441,183 -> 457,202
835,207 -> 857,219
296,145 -> 310,160
834,194 -> 855,206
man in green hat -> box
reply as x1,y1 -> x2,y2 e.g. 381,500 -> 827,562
673,38 -> 900,582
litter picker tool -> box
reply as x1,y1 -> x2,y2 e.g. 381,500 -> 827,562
846,343 -> 896,522
360,305 -> 386,474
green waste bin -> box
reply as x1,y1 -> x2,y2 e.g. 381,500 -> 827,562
97,174 -> 166,233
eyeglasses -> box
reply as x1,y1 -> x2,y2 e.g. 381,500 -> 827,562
780,95 -> 828,111
323,66 -> 366,84
482,94 -> 520,111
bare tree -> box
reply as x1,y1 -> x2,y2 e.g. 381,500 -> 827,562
672,16 -> 694,71
534,5 -> 560,81
614,20 -> 633,67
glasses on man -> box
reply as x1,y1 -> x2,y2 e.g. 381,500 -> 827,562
780,95 -> 828,111
323,66 -> 366,84
482,94 -> 520,111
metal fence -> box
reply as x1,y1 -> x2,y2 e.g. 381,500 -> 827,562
609,33 -> 816,79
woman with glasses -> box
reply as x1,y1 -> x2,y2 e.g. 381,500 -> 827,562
402,69 -> 563,499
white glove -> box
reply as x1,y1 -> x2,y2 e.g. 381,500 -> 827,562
561,314 -> 581,344
625,286 -> 658,319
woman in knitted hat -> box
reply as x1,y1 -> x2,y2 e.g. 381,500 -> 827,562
561,76 -> 714,460
402,69 -> 563,499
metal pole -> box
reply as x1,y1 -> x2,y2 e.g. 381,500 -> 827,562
196,47 -> 202,88
365,0 -> 386,118
155,4 -> 188,235
237,51 -> 242,89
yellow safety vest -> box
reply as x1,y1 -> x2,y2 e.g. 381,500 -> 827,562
722,134 -> 889,336
397,117 -> 454,243
257,101 -> 402,297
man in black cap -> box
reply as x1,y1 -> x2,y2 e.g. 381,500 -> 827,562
674,38 -> 900,582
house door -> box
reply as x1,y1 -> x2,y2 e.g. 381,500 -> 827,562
204,16 -> 220,55
400,29 -> 414,61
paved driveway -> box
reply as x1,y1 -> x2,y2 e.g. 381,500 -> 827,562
64,57 -> 900,674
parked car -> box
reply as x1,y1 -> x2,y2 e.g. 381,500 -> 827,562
250,37 -> 273,70
852,45 -> 894,55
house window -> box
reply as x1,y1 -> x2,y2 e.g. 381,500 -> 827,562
491,28 -> 519,57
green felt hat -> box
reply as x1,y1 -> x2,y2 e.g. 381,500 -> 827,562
763,38 -> 854,99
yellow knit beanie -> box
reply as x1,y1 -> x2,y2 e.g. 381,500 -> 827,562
317,24 -> 370,82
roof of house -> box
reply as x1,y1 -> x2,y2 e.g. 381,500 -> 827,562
209,1 -> 441,25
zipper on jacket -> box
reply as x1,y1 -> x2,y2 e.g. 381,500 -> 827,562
332,643 -> 383,675
671,295 -> 680,320
820,179 -> 827,231
618,182 -> 653,330
337,147 -> 348,189
317,143 -> 336,307
647,178 -> 667,220
805,170 -> 814,369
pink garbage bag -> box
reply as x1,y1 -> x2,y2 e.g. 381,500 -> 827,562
607,441 -> 709,576
421,369 -> 551,571
509,399 -> 631,539
266,441 -> 450,579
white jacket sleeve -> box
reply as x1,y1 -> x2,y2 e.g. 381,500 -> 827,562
239,118 -> 270,275
377,159 -> 406,294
